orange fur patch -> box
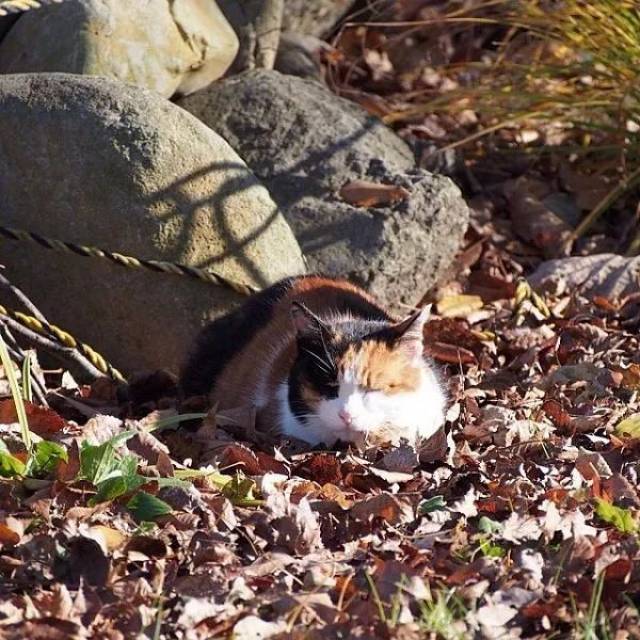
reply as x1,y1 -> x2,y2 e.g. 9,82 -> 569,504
339,341 -> 421,394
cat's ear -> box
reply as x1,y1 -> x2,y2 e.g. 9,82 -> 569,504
291,302 -> 331,339
390,305 -> 431,357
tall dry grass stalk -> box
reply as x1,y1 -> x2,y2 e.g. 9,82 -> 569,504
387,0 -> 640,245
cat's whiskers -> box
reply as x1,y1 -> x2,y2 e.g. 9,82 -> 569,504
302,348 -> 335,375
295,412 -> 321,422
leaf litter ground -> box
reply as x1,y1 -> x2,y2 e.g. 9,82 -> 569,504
1,205 -> 640,639
3,2 -> 640,636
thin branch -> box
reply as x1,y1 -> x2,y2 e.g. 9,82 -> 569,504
0,315 -> 105,380
0,270 -> 48,323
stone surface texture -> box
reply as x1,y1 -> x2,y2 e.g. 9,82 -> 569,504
0,0 -> 239,97
180,70 -> 469,307
0,73 -> 305,373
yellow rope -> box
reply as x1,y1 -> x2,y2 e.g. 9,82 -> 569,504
0,303 -> 125,382
0,0 -> 65,16
0,225 -> 259,296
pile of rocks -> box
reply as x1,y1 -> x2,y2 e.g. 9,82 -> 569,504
0,0 -> 468,373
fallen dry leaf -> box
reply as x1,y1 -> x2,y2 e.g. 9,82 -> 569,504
436,294 -> 484,318
0,400 -> 66,435
504,177 -> 572,257
351,493 -> 412,525
339,180 -> 410,208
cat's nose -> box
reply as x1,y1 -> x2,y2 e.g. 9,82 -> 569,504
338,409 -> 353,427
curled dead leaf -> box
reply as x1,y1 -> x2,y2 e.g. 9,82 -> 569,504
339,180 -> 410,208
426,341 -> 477,365
0,522 -> 20,546
436,295 -> 484,319
504,178 -> 572,257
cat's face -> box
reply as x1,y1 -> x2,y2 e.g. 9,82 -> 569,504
287,304 -> 446,447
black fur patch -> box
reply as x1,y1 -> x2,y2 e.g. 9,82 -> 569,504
179,277 -> 295,397
288,335 -> 339,421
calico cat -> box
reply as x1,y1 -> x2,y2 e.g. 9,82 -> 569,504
180,275 -> 446,447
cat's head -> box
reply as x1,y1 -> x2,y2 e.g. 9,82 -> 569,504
287,302 -> 446,447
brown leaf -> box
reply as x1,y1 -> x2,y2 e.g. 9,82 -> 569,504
128,427 -> 170,464
381,443 -> 419,473
298,453 -> 343,485
81,414 -> 125,445
419,427 -> 448,463
339,180 -> 410,208
0,619 -> 83,640
618,363 -> 640,390
320,483 -> 353,509
56,440 -> 80,482
0,399 -> 65,434
219,444 -> 263,475
603,557 -> 633,582
256,451 -> 289,475
504,178 -> 572,257
543,400 -> 572,430
350,493 -> 412,525
0,522 -> 20,546
426,341 -> 477,365
446,558 -> 486,586
373,560 -> 423,601
468,271 -> 517,302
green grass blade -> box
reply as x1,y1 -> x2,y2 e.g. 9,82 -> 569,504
0,332 -> 31,451
149,412 -> 207,432
21,352 -> 32,403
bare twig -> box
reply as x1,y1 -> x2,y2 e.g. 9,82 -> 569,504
254,0 -> 283,70
0,270 -> 48,323
0,315 -> 105,380
220,0 -> 283,71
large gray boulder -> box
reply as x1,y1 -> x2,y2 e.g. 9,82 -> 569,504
179,70 -> 468,307
0,74 -> 305,374
0,0 -> 239,97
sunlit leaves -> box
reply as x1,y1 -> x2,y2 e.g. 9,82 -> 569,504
594,499 -> 638,534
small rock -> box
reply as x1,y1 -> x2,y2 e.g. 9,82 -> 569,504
529,254 -> 640,300
275,31 -> 328,80
282,0 -> 357,37
0,74 -> 305,373
0,0 -> 239,97
180,70 -> 468,307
